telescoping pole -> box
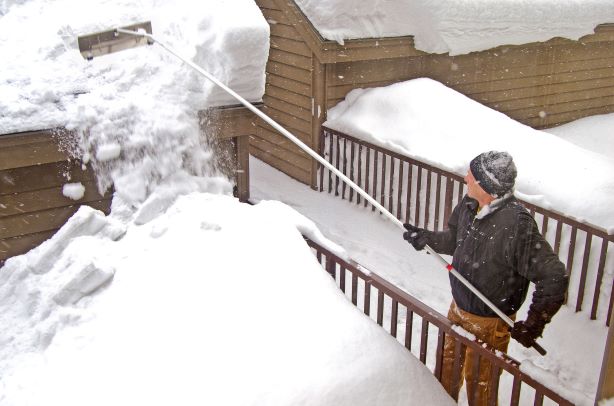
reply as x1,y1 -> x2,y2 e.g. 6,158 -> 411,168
112,27 -> 546,356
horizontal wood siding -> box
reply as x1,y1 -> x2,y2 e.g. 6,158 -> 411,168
425,29 -> 614,128
258,0 -> 614,184
323,29 -> 614,129
0,131 -> 112,265
255,0 -> 314,184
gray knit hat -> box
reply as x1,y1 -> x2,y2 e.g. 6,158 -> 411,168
469,151 -> 517,197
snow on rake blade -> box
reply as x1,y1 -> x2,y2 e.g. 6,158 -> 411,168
77,21 -> 153,60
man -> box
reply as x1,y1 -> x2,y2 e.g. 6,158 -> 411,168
403,151 -> 568,405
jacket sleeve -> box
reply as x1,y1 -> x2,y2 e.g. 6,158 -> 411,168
514,212 -> 569,322
423,200 -> 460,256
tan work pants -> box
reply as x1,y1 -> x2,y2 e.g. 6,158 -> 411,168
440,301 -> 513,406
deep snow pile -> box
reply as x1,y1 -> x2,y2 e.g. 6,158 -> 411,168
324,78 -> 614,233
545,113 -> 614,160
0,192 -> 453,405
0,0 -> 269,209
293,0 -> 614,55
0,1 -> 456,404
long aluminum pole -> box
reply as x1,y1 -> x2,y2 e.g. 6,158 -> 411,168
116,28 -> 546,355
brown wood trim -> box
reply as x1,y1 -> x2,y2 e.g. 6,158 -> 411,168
0,180 -> 108,217
250,145 -> 311,184
0,161 -> 97,196
0,199 -> 112,240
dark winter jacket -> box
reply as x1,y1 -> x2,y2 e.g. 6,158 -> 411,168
425,194 -> 568,318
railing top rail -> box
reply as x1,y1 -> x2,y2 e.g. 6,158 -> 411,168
306,237 -> 574,405
322,126 -> 614,241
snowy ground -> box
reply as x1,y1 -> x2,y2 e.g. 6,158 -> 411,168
250,156 -> 609,406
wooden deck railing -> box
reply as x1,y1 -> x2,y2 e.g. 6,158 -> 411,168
306,238 -> 574,405
319,126 -> 614,326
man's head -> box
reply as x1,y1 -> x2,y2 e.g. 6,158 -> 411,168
466,151 -> 517,200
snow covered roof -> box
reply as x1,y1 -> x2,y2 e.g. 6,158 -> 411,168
324,78 -> 614,233
0,0 -> 269,135
293,0 -> 614,55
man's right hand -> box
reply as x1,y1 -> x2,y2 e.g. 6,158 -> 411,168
403,223 -> 428,250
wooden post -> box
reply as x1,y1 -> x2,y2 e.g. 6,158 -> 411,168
310,56 -> 326,190
596,310 -> 614,404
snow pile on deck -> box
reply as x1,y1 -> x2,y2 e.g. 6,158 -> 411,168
0,192 -> 453,405
324,78 -> 614,233
294,0 -> 614,55
545,113 -> 614,160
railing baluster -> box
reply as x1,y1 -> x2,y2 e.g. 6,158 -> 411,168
434,172 -> 442,231
576,232 -> 593,312
488,365 -> 501,406
341,137 -> 347,199
457,180 -> 464,206
444,177 -> 454,228
377,290 -> 384,326
434,329 -> 445,380
357,144 -> 363,205
349,140 -> 355,202
405,164 -> 413,223
391,299 -> 399,337
364,147 -> 371,207
534,390 -> 545,406
469,352 -> 481,405
327,132 -> 333,193
380,154 -> 387,209
364,281 -> 371,316
415,166 -> 422,227
565,227 -> 578,295
510,375 -> 522,406
425,170 -> 432,230
591,239 -> 609,320
405,309 -> 414,351
372,150 -> 379,211
554,221 -> 563,255
389,157 -> 396,214
340,265 -> 346,293
397,161 -> 404,220
420,318 -> 429,364
334,134 -> 341,196
542,214 -> 549,236
450,339 -> 464,401
351,272 -> 358,306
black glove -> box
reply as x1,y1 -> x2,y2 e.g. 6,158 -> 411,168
402,223 -> 428,251
510,309 -> 546,348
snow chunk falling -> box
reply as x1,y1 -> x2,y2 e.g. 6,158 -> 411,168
62,182 -> 85,200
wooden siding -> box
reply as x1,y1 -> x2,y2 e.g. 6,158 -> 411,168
256,0 -> 614,187
0,130 -> 112,266
255,0 -> 316,185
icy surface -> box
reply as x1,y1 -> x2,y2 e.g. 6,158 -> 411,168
325,78 -> 614,233
294,0 -> 614,55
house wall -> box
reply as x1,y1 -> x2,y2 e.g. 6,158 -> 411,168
255,0 -> 614,187
325,25 -> 614,129
0,130 -> 112,266
253,0 -> 317,185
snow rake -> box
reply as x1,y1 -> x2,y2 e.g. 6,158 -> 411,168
77,22 -> 547,356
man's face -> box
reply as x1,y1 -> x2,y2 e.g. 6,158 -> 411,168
464,169 -> 489,201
